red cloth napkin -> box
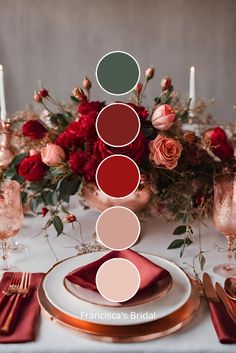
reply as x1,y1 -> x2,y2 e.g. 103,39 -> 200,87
65,249 -> 169,292
0,272 -> 44,343
209,299 -> 236,344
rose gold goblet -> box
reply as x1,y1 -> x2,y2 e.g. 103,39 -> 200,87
0,180 -> 24,270
213,173 -> 236,276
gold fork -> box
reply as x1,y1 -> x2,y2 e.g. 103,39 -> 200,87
0,272 -> 31,334
2,274 -> 22,296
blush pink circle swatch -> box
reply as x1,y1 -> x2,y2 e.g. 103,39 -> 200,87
96,258 -> 140,302
96,103 -> 140,147
96,155 -> 140,198
96,206 -> 140,250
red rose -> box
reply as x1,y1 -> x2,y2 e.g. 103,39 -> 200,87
210,127 -> 227,146
203,127 -> 234,161
78,112 -> 98,142
94,132 -> 147,165
69,150 -> 90,175
56,130 -> 81,150
22,120 -> 47,140
214,143 -> 234,161
78,101 -> 103,115
18,153 -> 48,182
83,155 -> 101,182
127,103 -> 149,120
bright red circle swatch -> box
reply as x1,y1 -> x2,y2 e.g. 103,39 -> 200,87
96,155 -> 140,198
96,103 -> 140,147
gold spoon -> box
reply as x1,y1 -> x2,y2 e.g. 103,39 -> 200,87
224,277 -> 236,301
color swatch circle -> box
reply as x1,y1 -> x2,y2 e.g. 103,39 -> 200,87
96,258 -> 140,302
96,103 -> 140,147
96,155 -> 140,198
96,206 -> 140,250
96,51 -> 140,95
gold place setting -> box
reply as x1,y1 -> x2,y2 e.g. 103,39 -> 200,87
1,1 -> 236,352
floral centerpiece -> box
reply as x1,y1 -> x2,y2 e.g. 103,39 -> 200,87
2,68 -> 236,259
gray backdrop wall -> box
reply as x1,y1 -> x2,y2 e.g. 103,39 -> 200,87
0,0 -> 236,121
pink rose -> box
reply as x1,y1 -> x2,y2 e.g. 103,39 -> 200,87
151,104 -> 176,131
149,135 -> 183,170
41,143 -> 66,166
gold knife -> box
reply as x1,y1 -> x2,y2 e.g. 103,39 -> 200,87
215,282 -> 236,324
202,273 -> 218,302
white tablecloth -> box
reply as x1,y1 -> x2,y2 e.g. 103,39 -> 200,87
0,197 -> 235,353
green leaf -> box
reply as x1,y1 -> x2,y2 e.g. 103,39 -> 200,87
70,95 -> 79,103
180,237 -> 193,257
53,216 -> 63,236
11,152 -> 27,167
185,238 -> 193,246
199,253 -> 206,271
21,191 -> 28,204
58,177 -> 80,202
4,166 -> 16,178
13,174 -> 25,184
27,181 -> 46,192
168,239 -> 184,249
42,191 -> 57,206
30,195 -> 43,212
173,225 -> 187,235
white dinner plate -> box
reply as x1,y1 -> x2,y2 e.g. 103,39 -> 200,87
64,270 -> 173,307
42,251 -> 191,326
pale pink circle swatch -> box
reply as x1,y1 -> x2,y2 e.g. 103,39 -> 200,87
96,258 -> 140,302
96,206 -> 140,250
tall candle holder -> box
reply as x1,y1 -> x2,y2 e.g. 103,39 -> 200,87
0,120 -> 16,169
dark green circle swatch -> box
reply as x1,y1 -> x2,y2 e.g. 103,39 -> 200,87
96,51 -> 140,95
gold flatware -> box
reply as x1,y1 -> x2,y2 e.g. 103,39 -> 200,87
2,273 -> 21,296
215,282 -> 236,324
224,277 -> 236,301
202,273 -> 218,302
0,272 -> 31,334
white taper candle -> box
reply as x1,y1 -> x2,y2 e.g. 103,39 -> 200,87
0,65 -> 7,122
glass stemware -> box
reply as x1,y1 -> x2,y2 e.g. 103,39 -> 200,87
213,173 -> 236,276
0,180 -> 24,270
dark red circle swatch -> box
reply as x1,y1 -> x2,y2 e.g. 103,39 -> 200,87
96,103 -> 140,147
96,155 -> 140,198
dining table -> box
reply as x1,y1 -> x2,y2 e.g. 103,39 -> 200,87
0,196 -> 235,353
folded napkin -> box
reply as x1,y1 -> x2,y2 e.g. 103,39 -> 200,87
65,249 -> 169,292
209,298 -> 236,344
0,272 -> 44,343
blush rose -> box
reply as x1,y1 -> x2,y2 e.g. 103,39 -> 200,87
41,143 -> 66,167
149,135 -> 183,170
151,104 -> 176,131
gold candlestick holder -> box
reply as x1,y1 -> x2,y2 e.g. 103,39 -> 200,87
0,120 -> 16,169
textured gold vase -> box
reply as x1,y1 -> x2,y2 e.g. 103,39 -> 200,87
80,183 -> 152,213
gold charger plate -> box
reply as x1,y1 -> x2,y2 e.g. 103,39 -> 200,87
38,258 -> 200,343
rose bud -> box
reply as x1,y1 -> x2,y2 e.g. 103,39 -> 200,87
151,104 -> 176,131
39,89 -> 48,98
161,76 -> 172,91
33,91 -> 42,103
72,87 -> 84,100
135,82 -> 143,94
41,143 -> 66,167
63,214 -> 77,223
42,207 -> 49,217
183,131 -> 197,143
83,76 -> 92,90
145,67 -> 155,80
